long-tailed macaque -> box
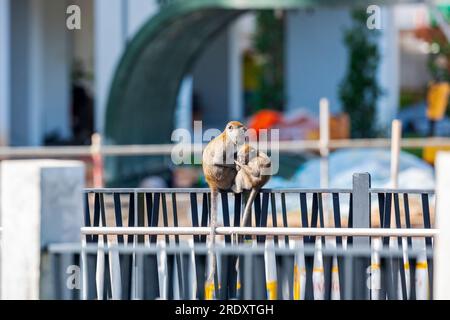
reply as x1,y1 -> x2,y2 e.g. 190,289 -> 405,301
232,144 -> 272,228
202,121 -> 247,290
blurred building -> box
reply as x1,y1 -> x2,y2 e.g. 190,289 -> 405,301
0,0 -> 438,148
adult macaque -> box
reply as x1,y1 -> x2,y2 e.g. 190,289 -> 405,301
202,121 -> 247,290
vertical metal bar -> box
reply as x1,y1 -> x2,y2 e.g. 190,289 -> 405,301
383,193 -> 392,246
352,173 -> 371,300
221,192 -> 231,244
161,194 -> 170,244
201,193 -> 209,243
254,192 -> 262,230
113,193 -> 126,299
127,193 -> 135,243
143,192 -> 160,299
347,194 -> 353,245
190,193 -> 200,243
281,193 -> 289,246
229,193 -> 241,299
243,253 -> 252,300
403,193 -> 415,300
145,193 -> 153,241
132,191 -> 138,299
421,193 -> 433,300
332,193 -> 342,245
171,194 -> 184,297
409,256 -> 417,300
332,193 -> 345,299
299,193 -> 309,243
257,193 -> 269,243
233,193 -> 242,228
84,193 -> 93,243
220,192 -> 231,299
92,193 -> 101,243
403,194 -> 413,247
99,193 -> 112,299
300,192 -> 313,299
310,193 -> 319,243
270,193 -> 279,245
343,255 -> 353,300
394,193 -> 407,299
190,193 -> 205,299
323,250 -> 332,300
378,193 -> 385,228
113,193 -> 124,244
381,193 -> 396,300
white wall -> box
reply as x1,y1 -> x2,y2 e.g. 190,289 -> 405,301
0,0 -> 10,146
285,7 -> 400,129
285,8 -> 352,115
40,0 -> 71,141
10,0 -> 70,146
71,0 -> 94,89
192,29 -> 232,130
94,0 -> 158,135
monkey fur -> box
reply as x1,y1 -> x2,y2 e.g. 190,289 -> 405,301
202,121 -> 247,292
232,143 -> 272,228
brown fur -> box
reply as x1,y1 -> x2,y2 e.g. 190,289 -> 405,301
202,121 -> 246,291
232,144 -> 272,227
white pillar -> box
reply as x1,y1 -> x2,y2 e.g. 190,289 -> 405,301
228,19 -> 243,121
41,0 -> 71,141
377,6 -> 399,129
0,160 -> 85,299
24,0 -> 71,146
0,0 -> 10,146
94,0 -> 126,136
28,0 -> 44,146
94,0 -> 158,135
434,152 -> 450,299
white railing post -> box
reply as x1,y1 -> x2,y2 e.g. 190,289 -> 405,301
434,152 -> 450,299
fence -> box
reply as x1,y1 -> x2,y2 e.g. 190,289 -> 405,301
45,172 -> 437,300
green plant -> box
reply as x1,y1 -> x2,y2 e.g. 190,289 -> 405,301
339,9 -> 382,138
253,10 -> 285,112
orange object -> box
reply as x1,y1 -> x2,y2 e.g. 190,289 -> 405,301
247,110 -> 283,133
427,82 -> 450,121
423,146 -> 450,164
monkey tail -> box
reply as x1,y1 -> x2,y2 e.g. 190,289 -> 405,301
241,188 -> 258,228
235,188 -> 258,280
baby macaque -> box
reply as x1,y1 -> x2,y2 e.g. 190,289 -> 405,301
232,144 -> 272,227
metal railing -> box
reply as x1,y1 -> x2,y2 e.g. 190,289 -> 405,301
48,242 -> 433,300
55,172 -> 436,300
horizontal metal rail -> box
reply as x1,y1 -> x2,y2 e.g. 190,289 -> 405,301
83,187 -> 353,193
370,188 -> 435,194
80,226 -> 438,237
1,137 -> 450,158
83,187 -> 435,194
49,242 -> 434,258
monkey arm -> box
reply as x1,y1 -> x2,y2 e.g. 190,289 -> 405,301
237,162 -> 260,178
210,148 -> 236,168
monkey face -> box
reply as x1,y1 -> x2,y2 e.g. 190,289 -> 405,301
225,121 -> 247,145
